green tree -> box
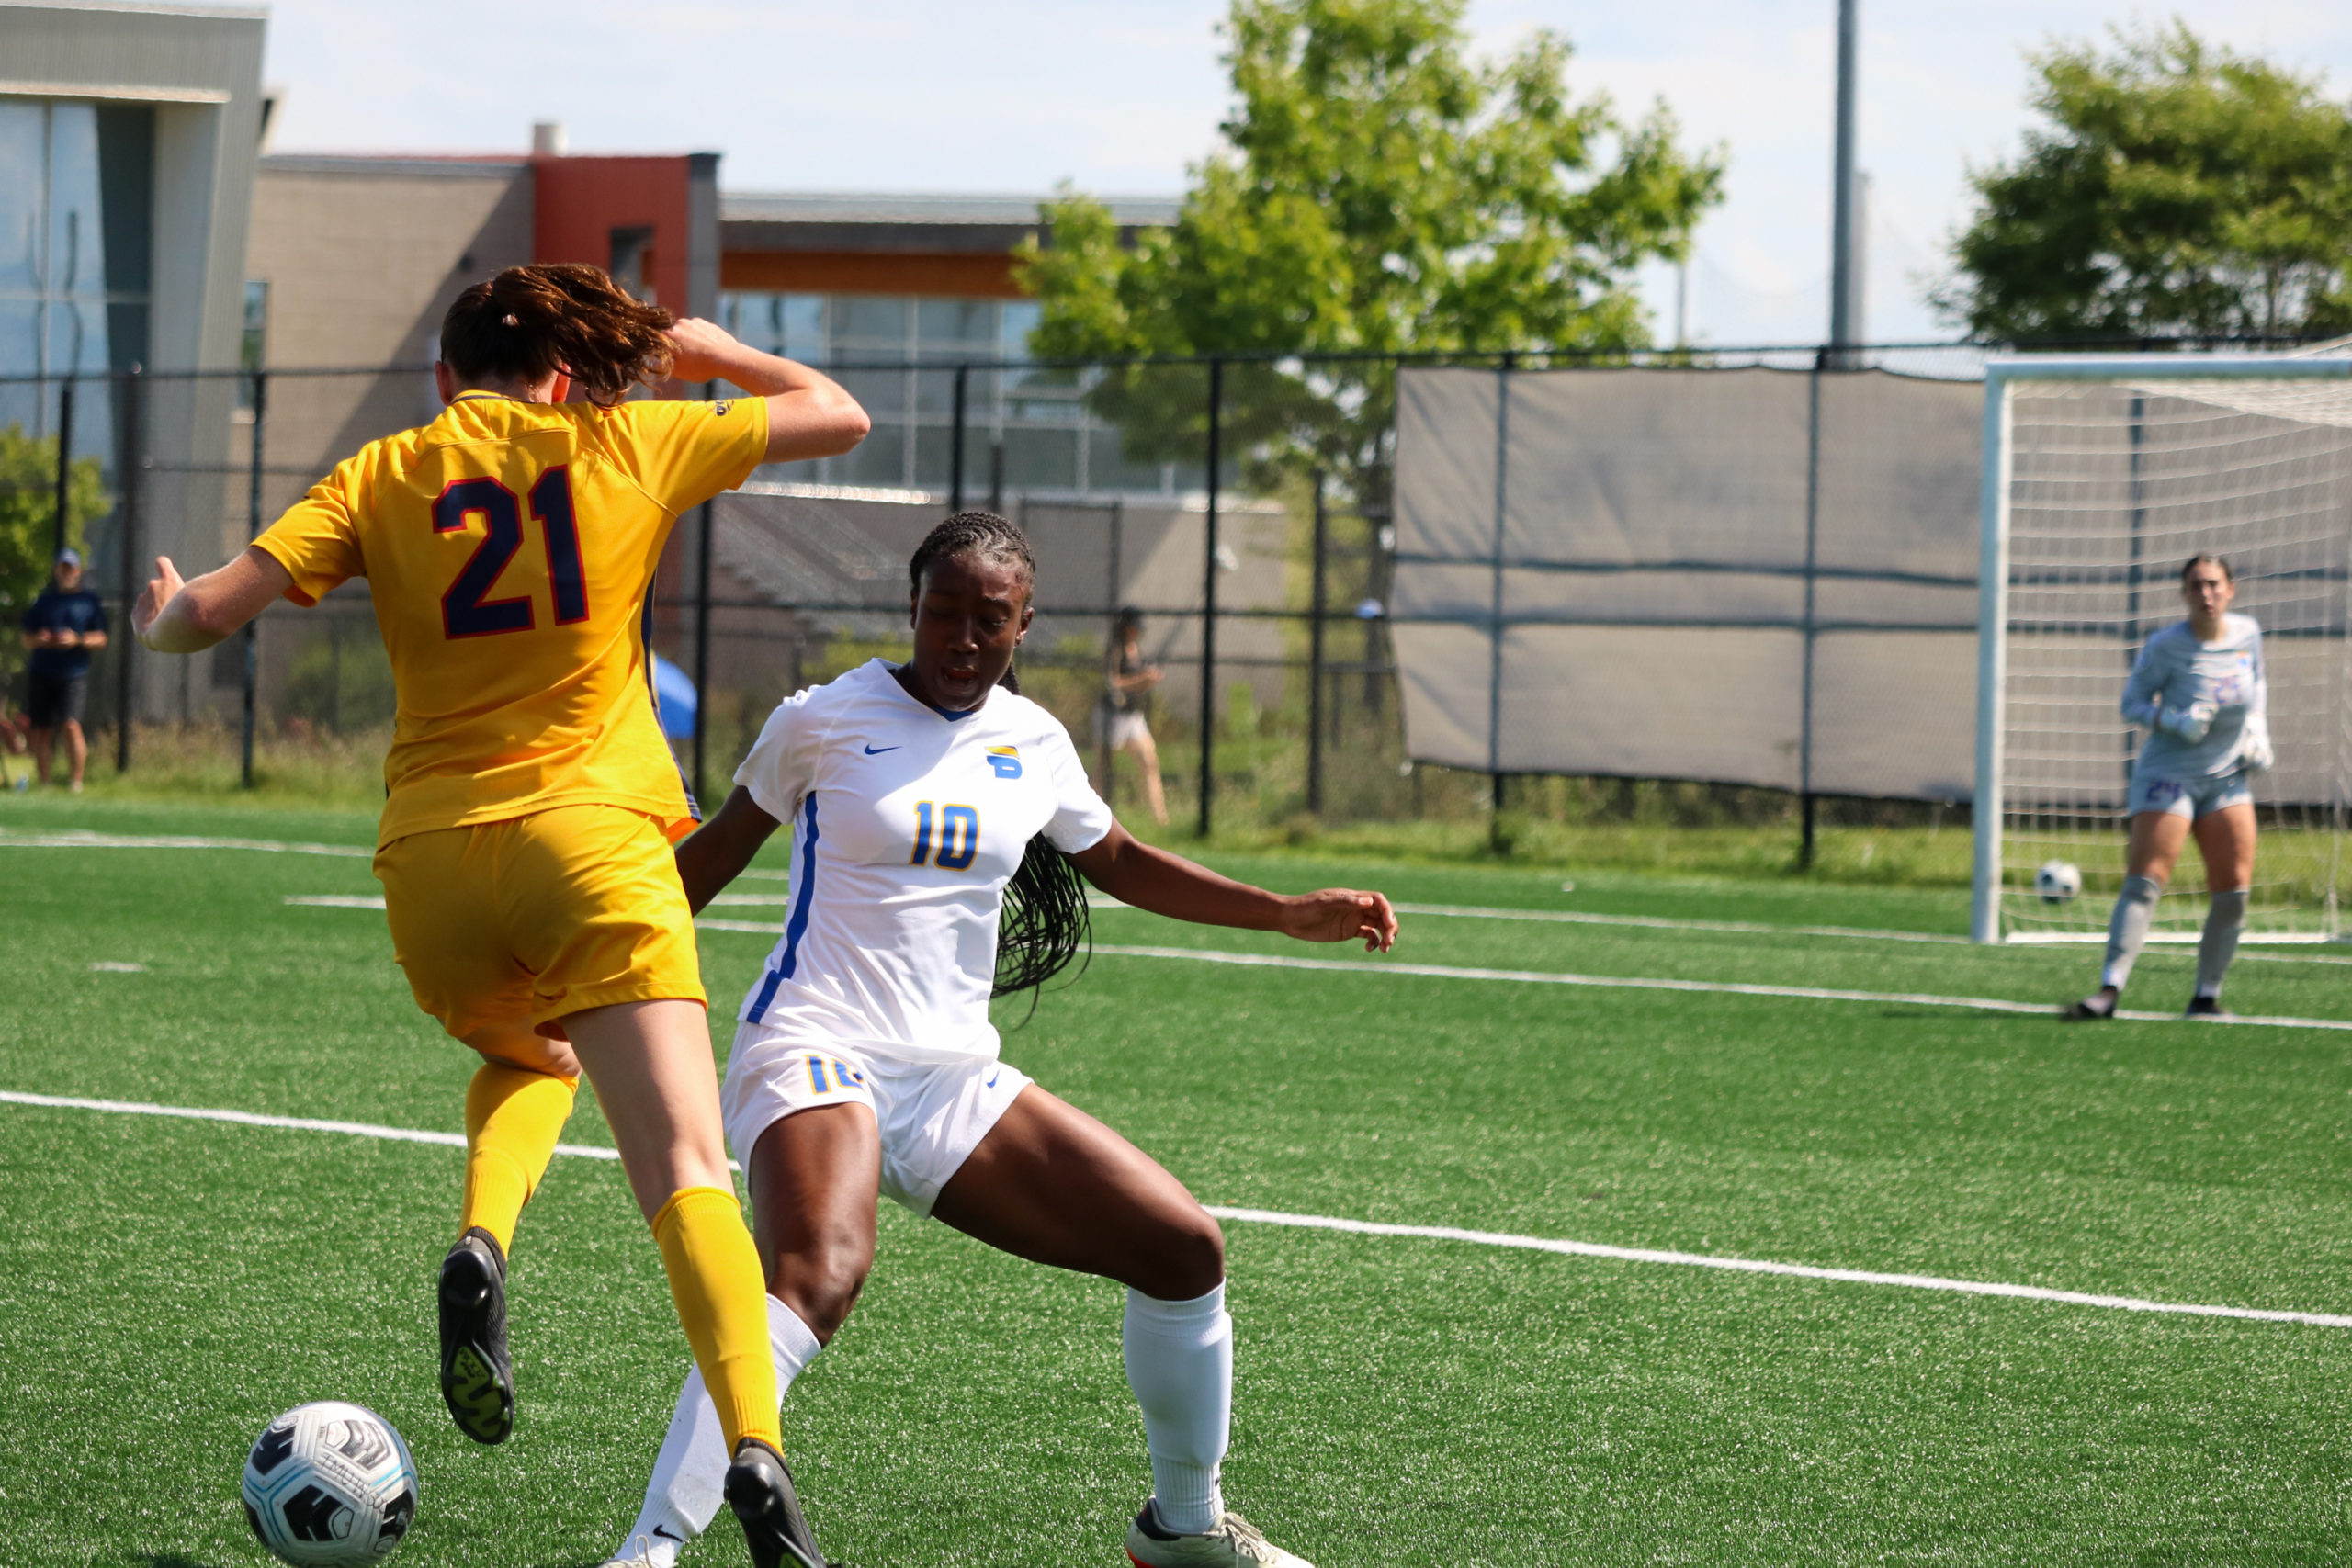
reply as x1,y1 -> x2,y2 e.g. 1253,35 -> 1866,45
0,424 -> 107,690
1014,0 -> 1723,505
1939,23 -> 2352,342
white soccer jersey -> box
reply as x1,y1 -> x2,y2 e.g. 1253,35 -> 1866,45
2122,614 -> 2267,779
730,659 -> 1115,1061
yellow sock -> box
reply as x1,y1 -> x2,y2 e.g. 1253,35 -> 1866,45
458,1063 -> 578,1256
650,1185 -> 783,1454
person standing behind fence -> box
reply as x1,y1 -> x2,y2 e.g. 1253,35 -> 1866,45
19,547 -> 107,793
130,264 -> 870,1568
2065,553 -> 2269,1021
1102,606 -> 1168,826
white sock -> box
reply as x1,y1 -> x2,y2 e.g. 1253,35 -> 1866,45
2196,887 -> 2250,999
2100,874 -> 2164,991
1124,1282 -> 1232,1536
616,1295 -> 823,1562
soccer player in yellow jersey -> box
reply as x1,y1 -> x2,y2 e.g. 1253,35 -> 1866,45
132,264 -> 868,1568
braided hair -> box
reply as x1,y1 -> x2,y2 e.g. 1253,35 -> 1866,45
441,264 -> 675,406
906,513 -> 1094,1010
909,509 -> 1036,597
993,664 -> 1094,1012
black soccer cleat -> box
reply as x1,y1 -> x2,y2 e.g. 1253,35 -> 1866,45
438,1227 -> 514,1444
2185,994 -> 2233,1020
2062,990 -> 2118,1020
725,1438 -> 832,1568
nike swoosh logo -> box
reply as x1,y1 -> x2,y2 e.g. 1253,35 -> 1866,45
985,1070 -> 1000,1088
864,744 -> 900,754
653,1526 -> 684,1541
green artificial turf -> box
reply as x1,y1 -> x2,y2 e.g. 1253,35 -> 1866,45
4,798 -> 2351,1565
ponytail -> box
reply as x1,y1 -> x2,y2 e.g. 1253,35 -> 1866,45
441,264 -> 674,406
988,662 -> 1094,1011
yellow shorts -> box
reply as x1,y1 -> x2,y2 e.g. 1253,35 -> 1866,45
374,804 -> 705,1043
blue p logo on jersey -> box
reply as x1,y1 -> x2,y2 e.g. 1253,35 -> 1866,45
987,746 -> 1022,779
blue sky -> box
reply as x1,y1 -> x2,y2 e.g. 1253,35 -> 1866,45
259,1 -> 2352,346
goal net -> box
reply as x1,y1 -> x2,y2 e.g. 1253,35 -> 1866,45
1973,352 -> 2352,944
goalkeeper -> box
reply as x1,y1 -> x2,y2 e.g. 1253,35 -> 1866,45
2067,554 -> 2269,1020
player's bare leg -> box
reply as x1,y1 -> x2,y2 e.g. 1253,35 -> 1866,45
1122,728 -> 1170,827
565,1000 -> 805,1567
62,717 -> 87,790
2187,802 -> 2256,1015
935,1087 -> 1307,1566
607,1106 -> 875,1566
748,1104 -> 882,1339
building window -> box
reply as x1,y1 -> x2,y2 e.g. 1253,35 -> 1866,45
718,290 -> 1190,497
0,95 -> 153,554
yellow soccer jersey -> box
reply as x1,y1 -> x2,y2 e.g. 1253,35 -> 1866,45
254,393 -> 767,846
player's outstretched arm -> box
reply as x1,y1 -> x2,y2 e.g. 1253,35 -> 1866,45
133,547 -> 294,654
674,786 -> 785,915
1069,822 -> 1396,952
662,319 -> 870,466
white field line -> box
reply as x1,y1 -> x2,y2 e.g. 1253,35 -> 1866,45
0,1088 -> 628,1165
1088,893 -> 2352,961
16,828 -> 2344,961
2,829 -> 370,857
1209,1207 -> 2352,1329
1081,943 -> 2352,1032
2007,930 -> 2344,947
4,1086 -> 2346,1331
281,897 -> 2352,995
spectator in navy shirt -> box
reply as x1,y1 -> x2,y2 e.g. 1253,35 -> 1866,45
21,548 -> 107,792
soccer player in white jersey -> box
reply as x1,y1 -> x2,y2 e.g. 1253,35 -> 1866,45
2067,554 -> 2272,1020
601,512 -> 1396,1568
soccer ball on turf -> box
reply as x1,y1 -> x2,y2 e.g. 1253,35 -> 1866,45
241,1402 -> 418,1565
2035,860 -> 2083,905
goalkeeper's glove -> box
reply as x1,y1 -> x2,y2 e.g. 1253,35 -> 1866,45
2156,700 -> 2217,743
2239,713 -> 2275,773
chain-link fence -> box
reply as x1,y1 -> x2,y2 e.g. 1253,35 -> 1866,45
0,339 -> 2321,844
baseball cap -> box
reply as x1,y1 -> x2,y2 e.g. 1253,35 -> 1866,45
54,547 -> 82,570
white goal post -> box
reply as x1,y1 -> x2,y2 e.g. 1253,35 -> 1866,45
1972,352 -> 2352,945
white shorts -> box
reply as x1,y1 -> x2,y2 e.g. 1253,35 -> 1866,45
2128,768 -> 2253,821
720,1021 -> 1033,1216
1102,710 -> 1150,749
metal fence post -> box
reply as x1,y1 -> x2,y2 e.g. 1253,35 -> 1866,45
51,375 -> 75,555
693,500 -> 716,807
1487,352 -> 1513,849
949,364 -> 968,513
1307,468 -> 1328,816
1197,357 -> 1222,838
116,365 -> 141,773
1099,498 -> 1122,794
241,369 -> 266,789
1800,361 -> 1823,867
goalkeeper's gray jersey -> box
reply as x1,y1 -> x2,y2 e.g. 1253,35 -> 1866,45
2123,614 -> 2266,779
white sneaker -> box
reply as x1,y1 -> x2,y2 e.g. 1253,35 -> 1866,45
598,1532 -> 680,1568
1125,1498 -> 1315,1566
